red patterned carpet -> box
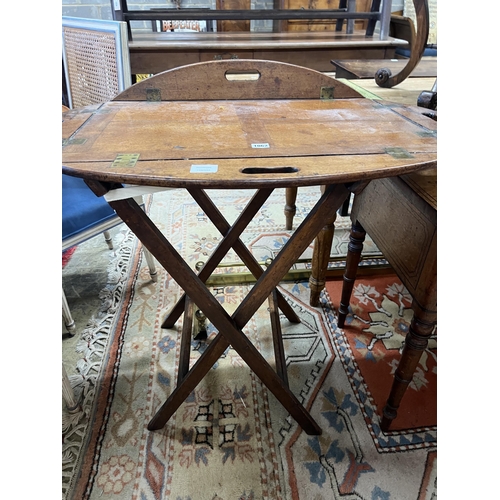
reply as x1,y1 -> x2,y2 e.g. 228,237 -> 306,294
325,274 -> 437,433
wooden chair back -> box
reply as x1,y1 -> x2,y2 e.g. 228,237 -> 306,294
113,59 -> 363,101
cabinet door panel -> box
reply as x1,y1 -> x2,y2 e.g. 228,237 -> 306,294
216,0 -> 251,32
283,0 -> 371,32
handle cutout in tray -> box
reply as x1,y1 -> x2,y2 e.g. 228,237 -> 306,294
241,166 -> 299,175
225,70 -> 261,81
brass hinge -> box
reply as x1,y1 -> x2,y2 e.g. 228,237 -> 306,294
62,137 -> 87,147
111,153 -> 140,168
146,88 -> 161,101
416,130 -> 437,138
320,87 -> 335,100
384,147 -> 414,159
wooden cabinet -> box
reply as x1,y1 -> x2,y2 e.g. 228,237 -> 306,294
281,0 -> 372,32
216,0 -> 251,32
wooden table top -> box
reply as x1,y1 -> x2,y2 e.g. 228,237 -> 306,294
62,98 -> 436,189
332,57 -> 437,79
129,31 -> 408,50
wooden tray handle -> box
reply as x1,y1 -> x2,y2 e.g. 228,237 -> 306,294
113,59 -> 363,101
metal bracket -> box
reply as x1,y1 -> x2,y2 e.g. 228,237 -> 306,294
111,153 -> 140,168
384,147 -> 414,159
146,88 -> 161,101
416,130 -> 437,138
63,137 -> 87,146
320,87 -> 335,100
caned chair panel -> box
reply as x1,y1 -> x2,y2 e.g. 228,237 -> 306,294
62,17 -> 131,109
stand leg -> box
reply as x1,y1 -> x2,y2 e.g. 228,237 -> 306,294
162,188 -> 299,328
338,220 -> 366,327
96,182 -> 350,434
269,289 -> 288,386
309,186 -> 343,306
190,188 -> 300,324
381,303 -> 436,431
284,187 -> 297,230
177,296 -> 194,385
148,334 -> 229,430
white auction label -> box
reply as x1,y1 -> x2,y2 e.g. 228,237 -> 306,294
190,164 -> 219,173
251,143 -> 270,148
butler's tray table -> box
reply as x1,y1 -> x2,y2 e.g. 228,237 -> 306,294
62,60 -> 437,435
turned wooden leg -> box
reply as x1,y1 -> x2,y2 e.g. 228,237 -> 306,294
309,195 -> 337,307
338,220 -> 366,328
284,187 -> 298,230
381,303 -> 436,431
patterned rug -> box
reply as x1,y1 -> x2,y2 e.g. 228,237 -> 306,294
62,187 -> 437,500
325,276 -> 437,445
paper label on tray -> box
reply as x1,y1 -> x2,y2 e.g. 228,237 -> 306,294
190,164 -> 218,173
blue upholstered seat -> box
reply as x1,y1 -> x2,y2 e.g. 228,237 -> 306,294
62,173 -> 158,337
62,174 -> 116,243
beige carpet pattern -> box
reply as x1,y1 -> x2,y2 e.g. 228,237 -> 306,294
62,187 -> 436,500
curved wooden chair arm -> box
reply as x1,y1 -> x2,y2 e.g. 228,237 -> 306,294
113,59 -> 363,101
375,0 -> 430,88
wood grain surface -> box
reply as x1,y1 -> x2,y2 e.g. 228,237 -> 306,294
62,98 -> 436,188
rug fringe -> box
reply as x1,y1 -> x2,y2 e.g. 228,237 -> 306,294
62,228 -> 140,499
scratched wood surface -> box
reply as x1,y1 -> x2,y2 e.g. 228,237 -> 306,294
62,60 -> 436,189
62,98 -> 436,189
341,74 -> 437,208
116,59 -> 362,101
62,103 -> 100,142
